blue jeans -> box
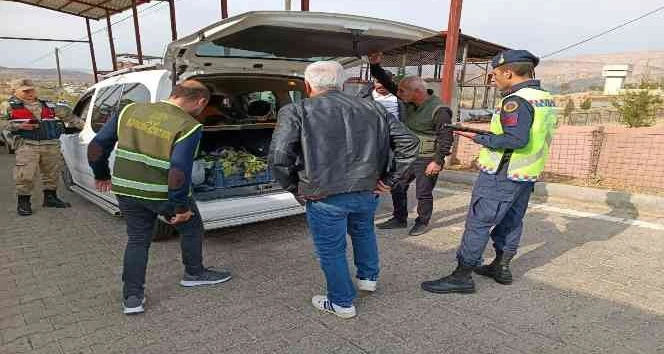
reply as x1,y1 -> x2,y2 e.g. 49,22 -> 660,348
117,195 -> 205,299
306,192 -> 380,308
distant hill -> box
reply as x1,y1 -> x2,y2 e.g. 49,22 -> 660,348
0,66 -> 93,83
537,51 -> 664,93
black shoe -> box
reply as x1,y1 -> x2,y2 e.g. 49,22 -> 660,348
123,295 -> 146,315
376,217 -> 407,229
43,190 -> 71,208
408,222 -> 429,236
179,267 -> 232,287
494,252 -> 514,285
475,251 -> 514,285
421,263 -> 476,294
474,250 -> 502,279
17,195 -> 32,216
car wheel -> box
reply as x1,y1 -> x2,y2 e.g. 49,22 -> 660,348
153,219 -> 179,242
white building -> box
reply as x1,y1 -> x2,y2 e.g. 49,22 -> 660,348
602,65 -> 633,95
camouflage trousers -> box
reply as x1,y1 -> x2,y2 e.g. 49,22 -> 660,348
14,142 -> 63,195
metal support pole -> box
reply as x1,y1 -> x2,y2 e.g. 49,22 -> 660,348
301,0 -> 309,11
106,10 -> 117,71
168,0 -> 178,40
221,0 -> 228,19
458,43 -> 468,114
55,48 -> 62,89
85,18 -> 98,83
131,0 -> 144,65
285,0 -> 292,10
441,0 -> 463,105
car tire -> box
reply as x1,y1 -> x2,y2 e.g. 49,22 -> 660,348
153,219 -> 179,242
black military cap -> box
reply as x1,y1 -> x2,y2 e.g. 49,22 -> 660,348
491,50 -> 540,69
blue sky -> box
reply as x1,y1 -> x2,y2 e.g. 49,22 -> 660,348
1,0 -> 663,70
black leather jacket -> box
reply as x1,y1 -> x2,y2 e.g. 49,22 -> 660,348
269,90 -> 419,199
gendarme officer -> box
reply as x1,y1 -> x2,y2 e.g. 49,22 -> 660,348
0,79 -> 83,216
368,52 -> 454,236
421,50 -> 558,294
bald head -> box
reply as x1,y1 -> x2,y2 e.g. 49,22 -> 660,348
397,75 -> 429,105
170,79 -> 211,102
399,76 -> 426,92
169,79 -> 211,118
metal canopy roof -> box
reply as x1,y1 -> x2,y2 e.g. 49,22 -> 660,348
382,31 -> 509,67
8,0 -> 152,20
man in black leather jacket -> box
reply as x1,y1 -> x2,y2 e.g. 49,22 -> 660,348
269,61 -> 419,319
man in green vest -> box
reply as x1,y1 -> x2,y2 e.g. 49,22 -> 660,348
88,80 -> 232,315
421,50 -> 557,294
368,52 -> 454,236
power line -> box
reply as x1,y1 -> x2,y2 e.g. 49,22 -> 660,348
24,1 -> 165,66
541,4 -> 664,59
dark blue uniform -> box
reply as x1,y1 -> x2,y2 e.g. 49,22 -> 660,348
421,49 -> 545,294
457,79 -> 543,267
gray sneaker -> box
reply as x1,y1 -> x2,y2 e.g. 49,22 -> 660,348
179,268 -> 232,287
123,295 -> 146,315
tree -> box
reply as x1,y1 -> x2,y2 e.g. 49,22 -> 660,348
580,97 -> 592,110
612,90 -> 663,128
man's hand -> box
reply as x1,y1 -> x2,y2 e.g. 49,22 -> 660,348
454,131 -> 477,140
374,180 -> 392,194
425,161 -> 442,176
18,123 -> 38,130
169,210 -> 193,225
368,52 -> 383,65
95,179 -> 112,193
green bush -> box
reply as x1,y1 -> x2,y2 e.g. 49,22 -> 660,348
612,90 -> 663,128
580,97 -> 592,110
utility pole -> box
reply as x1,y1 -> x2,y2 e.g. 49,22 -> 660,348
441,0 -> 463,105
285,0 -> 291,10
55,47 -> 62,89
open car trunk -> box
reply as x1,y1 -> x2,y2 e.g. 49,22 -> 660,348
191,74 -> 304,201
164,11 -> 437,78
166,11 -> 437,201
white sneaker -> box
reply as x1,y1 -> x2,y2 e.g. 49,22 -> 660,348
357,279 -> 377,292
311,295 -> 356,319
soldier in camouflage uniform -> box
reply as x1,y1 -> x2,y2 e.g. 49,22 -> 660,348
0,78 -> 84,216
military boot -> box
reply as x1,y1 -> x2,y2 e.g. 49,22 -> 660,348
17,195 -> 33,216
474,250 -> 503,279
494,252 -> 515,285
43,190 -> 71,208
420,262 -> 476,294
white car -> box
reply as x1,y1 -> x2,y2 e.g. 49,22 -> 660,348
60,11 -> 436,239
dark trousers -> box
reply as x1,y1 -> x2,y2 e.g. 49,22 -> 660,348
391,157 -> 439,225
117,195 -> 205,299
456,171 -> 534,267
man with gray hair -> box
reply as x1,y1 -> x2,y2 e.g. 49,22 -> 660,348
269,61 -> 419,318
369,52 -> 454,236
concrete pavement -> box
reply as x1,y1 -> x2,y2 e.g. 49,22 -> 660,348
1,153 -> 664,354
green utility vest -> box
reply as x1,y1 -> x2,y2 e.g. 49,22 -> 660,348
111,101 -> 202,200
477,87 -> 557,182
405,95 -> 447,158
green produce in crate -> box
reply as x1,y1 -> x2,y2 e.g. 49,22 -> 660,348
215,148 -> 268,178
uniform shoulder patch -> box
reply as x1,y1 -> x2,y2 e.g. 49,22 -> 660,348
502,99 -> 519,113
